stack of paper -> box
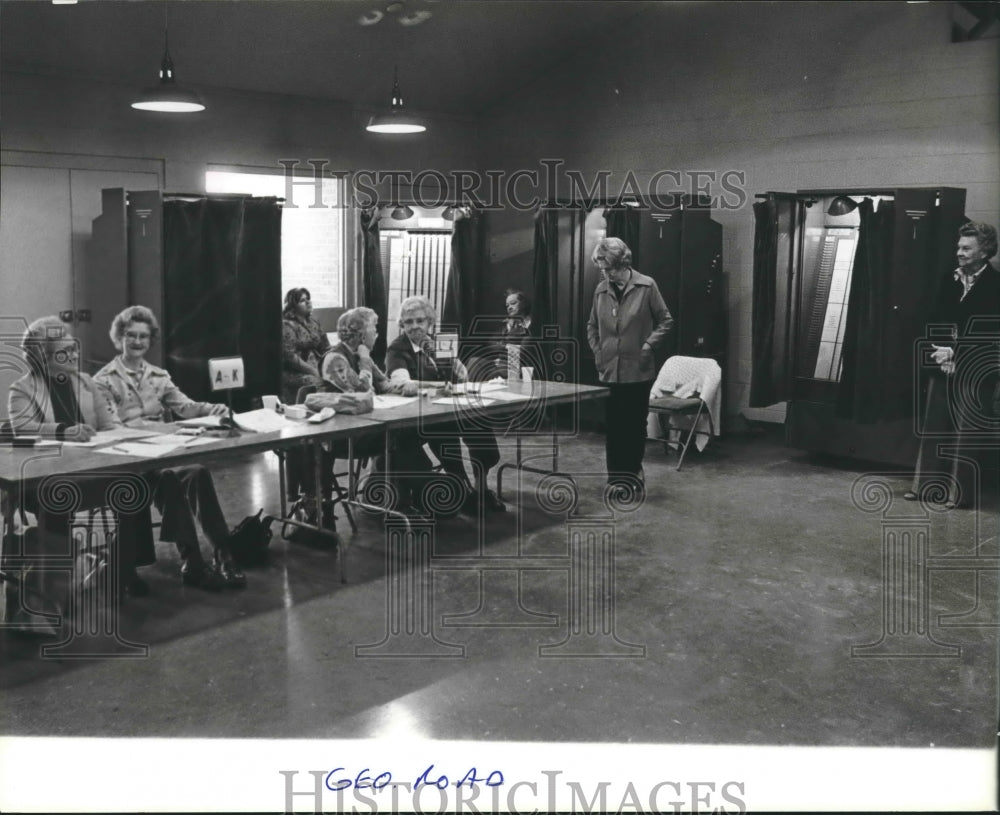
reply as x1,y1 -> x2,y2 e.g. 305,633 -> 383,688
373,395 -> 417,410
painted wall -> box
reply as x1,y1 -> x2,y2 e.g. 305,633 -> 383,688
0,69 -> 480,360
477,1 -> 1000,420
3,2 -> 998,421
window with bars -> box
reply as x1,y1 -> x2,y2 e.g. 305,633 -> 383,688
381,229 -> 452,340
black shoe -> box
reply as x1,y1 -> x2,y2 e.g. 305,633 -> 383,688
216,559 -> 247,590
181,562 -> 226,592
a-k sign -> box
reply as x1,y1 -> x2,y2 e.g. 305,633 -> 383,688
208,356 -> 245,392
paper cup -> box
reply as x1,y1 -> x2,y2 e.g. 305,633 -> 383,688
521,367 -> 534,381
262,395 -> 280,411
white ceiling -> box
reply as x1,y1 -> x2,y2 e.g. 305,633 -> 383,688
0,0 -> 661,115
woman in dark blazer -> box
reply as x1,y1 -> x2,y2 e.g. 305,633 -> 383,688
907,221 -> 1000,509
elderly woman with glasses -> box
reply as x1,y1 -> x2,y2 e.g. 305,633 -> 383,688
6,315 -> 156,606
299,307 -> 432,517
94,305 -> 245,592
386,295 -> 505,513
906,221 -> 1000,510
587,237 -> 673,488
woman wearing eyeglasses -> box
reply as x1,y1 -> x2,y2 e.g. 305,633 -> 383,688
94,305 -> 245,592
7,315 -> 156,613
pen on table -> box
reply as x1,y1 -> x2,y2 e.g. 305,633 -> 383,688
108,445 -> 132,455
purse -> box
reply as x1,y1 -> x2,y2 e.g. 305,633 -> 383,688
228,509 -> 273,568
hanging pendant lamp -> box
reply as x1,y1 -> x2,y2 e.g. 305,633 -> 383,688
391,203 -> 415,220
827,195 -> 859,216
366,66 -> 426,134
131,10 -> 205,113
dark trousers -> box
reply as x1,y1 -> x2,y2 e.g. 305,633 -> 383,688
22,474 -> 154,613
425,422 -> 500,488
911,376 -> 982,506
149,466 -> 229,567
605,380 -> 654,479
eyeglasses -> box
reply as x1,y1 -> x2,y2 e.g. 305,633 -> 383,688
125,331 -> 151,341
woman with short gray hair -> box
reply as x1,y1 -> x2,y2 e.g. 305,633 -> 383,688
587,237 -> 673,488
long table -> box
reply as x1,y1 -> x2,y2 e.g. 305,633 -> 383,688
0,414 -> 382,592
1,380 -> 608,600
354,379 -> 608,509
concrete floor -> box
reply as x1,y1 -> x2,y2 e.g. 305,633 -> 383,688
2,425 -> 997,751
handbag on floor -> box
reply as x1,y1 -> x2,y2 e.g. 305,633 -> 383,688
228,509 -> 273,568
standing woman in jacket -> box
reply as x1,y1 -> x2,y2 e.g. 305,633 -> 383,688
586,237 -> 673,487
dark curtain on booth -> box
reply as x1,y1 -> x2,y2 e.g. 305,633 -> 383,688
442,209 -> 487,338
161,196 -> 282,409
603,206 -> 641,266
835,198 -> 895,422
531,207 -> 559,329
360,206 -> 387,362
748,197 -> 795,408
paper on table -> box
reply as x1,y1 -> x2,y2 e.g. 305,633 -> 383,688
134,433 -> 220,447
94,441 -> 183,458
452,381 -> 507,395
432,396 -> 497,408
66,426 -> 165,446
479,390 -> 531,402
373,395 -> 417,410
232,408 -> 299,433
176,415 -> 226,428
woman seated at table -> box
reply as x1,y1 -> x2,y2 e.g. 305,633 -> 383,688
474,287 -> 538,381
94,305 -> 245,591
7,315 -> 155,604
308,307 -> 431,515
385,295 -> 505,513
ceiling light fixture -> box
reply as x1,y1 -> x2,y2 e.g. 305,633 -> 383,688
391,204 -> 415,220
366,66 -> 425,134
131,8 -> 205,113
827,195 -> 859,216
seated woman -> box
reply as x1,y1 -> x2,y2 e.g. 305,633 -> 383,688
310,307 -> 431,515
280,287 -> 330,504
385,295 -> 505,513
7,316 -> 155,604
93,305 -> 245,591
475,289 -> 536,379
